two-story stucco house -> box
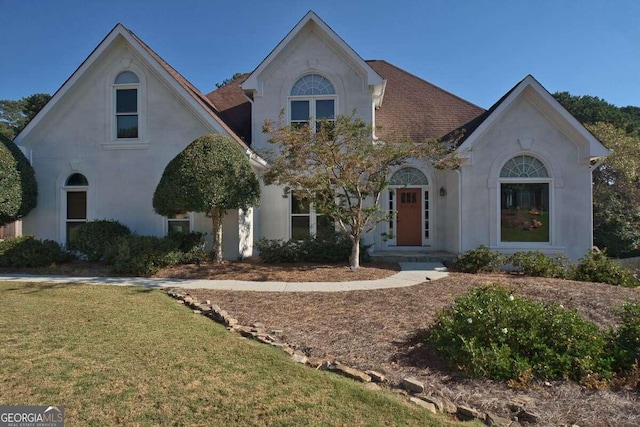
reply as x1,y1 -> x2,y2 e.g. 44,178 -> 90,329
14,11 -> 609,262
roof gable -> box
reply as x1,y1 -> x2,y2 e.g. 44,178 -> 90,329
15,23 -> 254,155
241,11 -> 385,102
456,75 -> 610,160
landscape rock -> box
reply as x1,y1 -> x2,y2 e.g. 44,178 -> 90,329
327,362 -> 371,383
516,409 -> 541,424
365,370 -> 386,383
485,411 -> 512,426
176,300 -> 185,304
292,352 -> 308,364
409,397 -> 437,413
193,310 -> 201,314
401,377 -> 425,394
201,299 -> 210,305
282,346 -> 295,356
421,396 -> 444,412
457,405 -> 482,421
440,397 -> 458,414
183,296 -> 193,304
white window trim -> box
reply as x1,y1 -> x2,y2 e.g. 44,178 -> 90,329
60,184 -> 89,246
496,177 -> 554,247
104,66 -> 149,150
385,184 -> 433,248
288,195 -> 328,240
287,95 -> 338,131
165,212 -> 195,235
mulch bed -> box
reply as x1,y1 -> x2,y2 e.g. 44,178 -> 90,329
187,273 -> 640,427
154,259 -> 400,282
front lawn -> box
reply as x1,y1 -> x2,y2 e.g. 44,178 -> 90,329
0,281 -> 457,426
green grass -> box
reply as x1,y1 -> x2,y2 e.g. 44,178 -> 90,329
0,282 -> 463,426
501,211 -> 549,242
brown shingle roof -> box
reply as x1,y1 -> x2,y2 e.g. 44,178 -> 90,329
125,28 -> 251,150
366,60 -> 485,142
204,60 -> 486,145
205,74 -> 252,144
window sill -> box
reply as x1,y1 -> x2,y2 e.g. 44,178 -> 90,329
102,141 -> 149,150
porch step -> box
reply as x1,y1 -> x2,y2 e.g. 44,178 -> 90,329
370,251 -> 458,264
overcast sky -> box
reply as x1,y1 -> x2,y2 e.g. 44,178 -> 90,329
1,0 -> 638,109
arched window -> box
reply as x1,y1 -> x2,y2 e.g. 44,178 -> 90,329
289,74 -> 336,131
390,167 -> 429,186
64,173 -> 88,245
114,71 -> 140,139
499,155 -> 551,243
290,74 -> 335,96
500,155 -> 548,177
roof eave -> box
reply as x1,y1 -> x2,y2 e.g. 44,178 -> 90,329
241,11 -> 383,96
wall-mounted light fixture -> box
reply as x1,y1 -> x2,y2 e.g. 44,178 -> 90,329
439,187 -> 446,197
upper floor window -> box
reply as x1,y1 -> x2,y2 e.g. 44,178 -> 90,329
289,74 -> 336,132
114,71 -> 139,139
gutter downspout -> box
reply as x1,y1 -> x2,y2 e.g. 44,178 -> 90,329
456,169 -> 462,254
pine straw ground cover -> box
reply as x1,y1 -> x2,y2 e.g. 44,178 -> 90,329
187,273 -> 640,427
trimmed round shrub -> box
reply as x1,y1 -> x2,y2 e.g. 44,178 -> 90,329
573,249 -> 638,287
0,135 -> 37,225
67,219 -> 131,261
111,233 -> 205,276
426,286 -> 612,384
0,236 -> 74,268
451,245 -> 503,273
507,251 -> 569,278
610,302 -> 640,374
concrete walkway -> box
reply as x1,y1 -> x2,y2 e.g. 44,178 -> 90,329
0,262 -> 448,292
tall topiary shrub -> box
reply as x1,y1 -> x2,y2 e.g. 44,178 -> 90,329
0,134 -> 37,225
153,134 -> 260,262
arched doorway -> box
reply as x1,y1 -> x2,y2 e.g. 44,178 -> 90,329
389,167 -> 431,246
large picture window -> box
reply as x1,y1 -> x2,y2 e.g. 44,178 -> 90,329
289,74 -> 336,132
499,156 -> 550,243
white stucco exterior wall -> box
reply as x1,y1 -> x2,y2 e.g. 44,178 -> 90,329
19,37 -> 248,259
459,91 -> 593,262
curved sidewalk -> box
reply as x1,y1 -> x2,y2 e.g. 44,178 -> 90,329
0,262 -> 447,292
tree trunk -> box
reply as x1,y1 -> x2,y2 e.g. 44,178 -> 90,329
349,235 -> 360,269
211,207 -> 224,263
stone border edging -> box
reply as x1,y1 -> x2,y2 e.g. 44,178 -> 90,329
167,289 -> 531,427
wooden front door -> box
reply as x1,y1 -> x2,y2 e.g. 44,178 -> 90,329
396,188 -> 422,246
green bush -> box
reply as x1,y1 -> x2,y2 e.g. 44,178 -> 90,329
507,251 -> 569,278
255,239 -> 299,263
573,249 -> 638,287
0,236 -> 74,268
426,286 -> 612,384
451,245 -> 503,273
256,231 -> 370,264
111,233 -> 205,276
67,219 -> 131,262
610,302 -> 640,373
0,135 -> 38,225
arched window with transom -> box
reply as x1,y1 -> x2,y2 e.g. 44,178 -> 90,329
64,173 -> 88,245
114,71 -> 140,139
499,155 -> 551,243
289,74 -> 336,132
